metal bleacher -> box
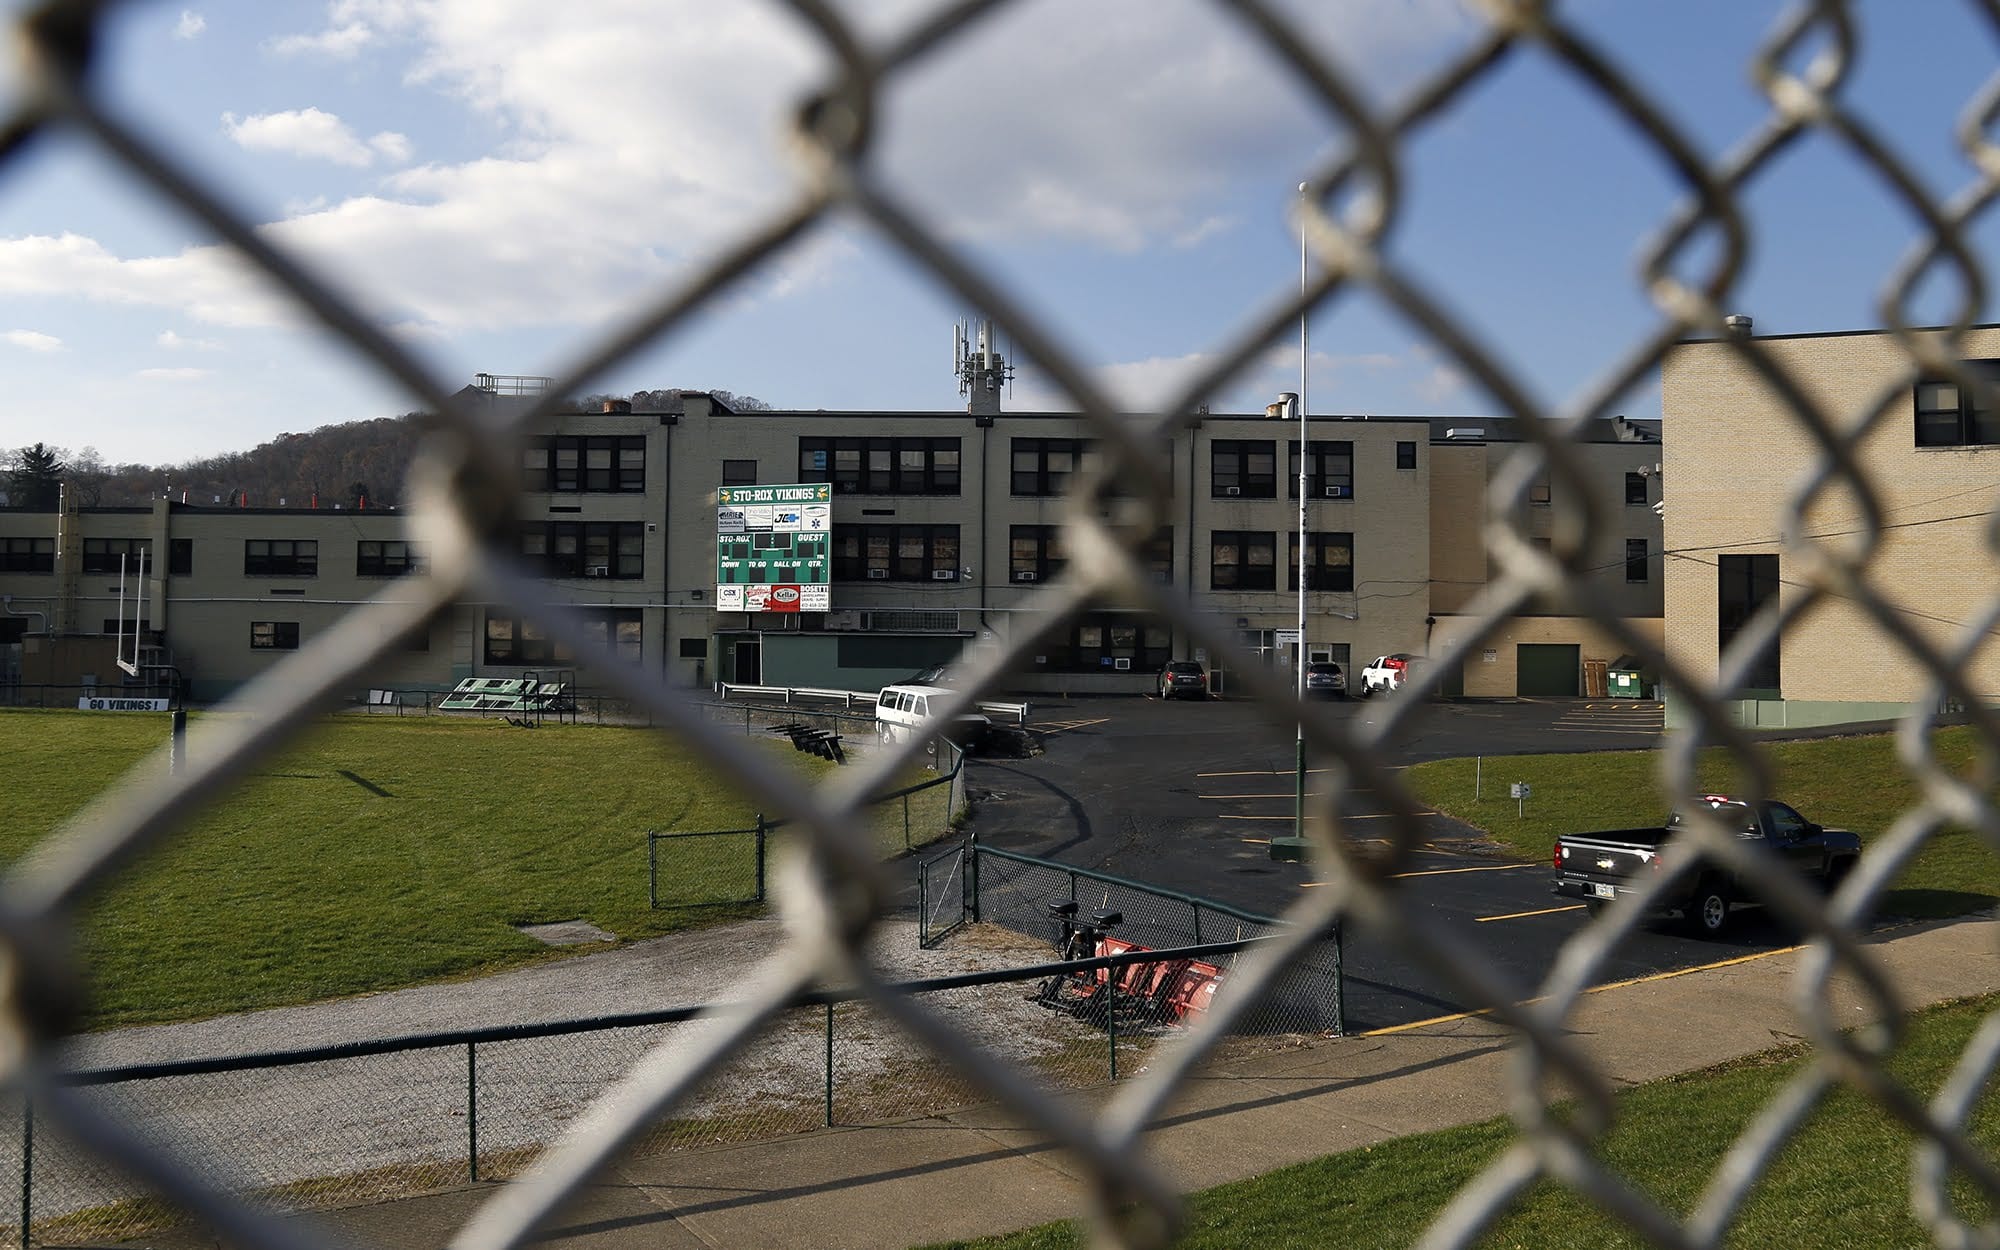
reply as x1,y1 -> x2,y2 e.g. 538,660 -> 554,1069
435,673 -> 576,723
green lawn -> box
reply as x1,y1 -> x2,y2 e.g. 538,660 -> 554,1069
5,709 -> 949,1029
1405,729 -> 2000,917
930,992 -> 2000,1250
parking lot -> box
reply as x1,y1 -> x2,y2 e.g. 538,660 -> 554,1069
958,693 -> 1807,1032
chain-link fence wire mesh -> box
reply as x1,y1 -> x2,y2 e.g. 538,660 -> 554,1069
949,844 -> 1343,1040
919,840 -> 969,947
8,1 -> 2000,1247
0,950 -> 1250,1249
649,737 -> 969,906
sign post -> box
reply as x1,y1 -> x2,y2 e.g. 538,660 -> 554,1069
1510,781 -> 1531,819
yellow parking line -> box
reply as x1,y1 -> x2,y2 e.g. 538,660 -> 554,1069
1219,812 -> 1438,822
1199,790 -> 1375,799
1032,718 -> 1109,734
1202,792 -> 1331,800
1357,944 -> 1804,1036
1477,904 -> 1586,923
1390,863 -> 1536,878
1240,837 -> 1271,845
1196,767 -> 1343,778
1545,727 -> 1662,735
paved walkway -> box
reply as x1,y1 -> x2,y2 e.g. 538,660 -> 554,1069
200,912 -> 1999,1250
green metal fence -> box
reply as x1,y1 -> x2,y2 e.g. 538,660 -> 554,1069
648,739 -> 968,909
6,940 -> 1264,1249
920,840 -> 1344,1037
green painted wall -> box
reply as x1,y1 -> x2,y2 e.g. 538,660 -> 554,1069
758,633 -> 966,692
1665,695 -> 1916,732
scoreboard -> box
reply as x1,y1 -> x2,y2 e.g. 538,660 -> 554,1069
715,482 -> 832,612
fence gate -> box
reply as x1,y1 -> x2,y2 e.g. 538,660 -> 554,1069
917,841 -> 970,949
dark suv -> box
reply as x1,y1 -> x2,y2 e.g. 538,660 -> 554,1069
1157,660 -> 1209,701
1304,661 -> 1347,699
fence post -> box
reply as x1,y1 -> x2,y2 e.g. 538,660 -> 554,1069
754,815 -> 767,903
824,1003 -> 835,1128
1333,920 -> 1346,1037
467,1042 -> 480,1182
1107,974 -> 1118,1081
647,833 -> 658,909
968,832 -> 981,923
19,1099 -> 30,1250
919,856 -> 930,946
1192,901 -> 1203,945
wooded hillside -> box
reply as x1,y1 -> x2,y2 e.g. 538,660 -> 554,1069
5,386 -> 767,509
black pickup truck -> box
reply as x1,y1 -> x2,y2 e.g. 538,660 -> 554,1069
1551,795 -> 1862,936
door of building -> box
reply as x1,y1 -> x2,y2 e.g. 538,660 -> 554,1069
1517,643 -> 1580,697
733,640 -> 761,685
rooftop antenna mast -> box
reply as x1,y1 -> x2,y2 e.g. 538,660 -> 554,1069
954,318 -> 1013,417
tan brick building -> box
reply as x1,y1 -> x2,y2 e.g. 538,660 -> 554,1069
1,371 -> 1662,703
1661,320 -> 2000,727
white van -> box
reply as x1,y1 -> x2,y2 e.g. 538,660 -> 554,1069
875,683 -> 991,747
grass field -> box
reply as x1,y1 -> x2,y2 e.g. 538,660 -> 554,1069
5,709 -> 957,1029
1405,728 -> 2000,917
931,991 -> 2000,1250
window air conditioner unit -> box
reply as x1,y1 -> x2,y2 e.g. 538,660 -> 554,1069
1224,486 -> 1242,496
931,569 -> 957,580
1324,486 -> 1346,498
1114,657 -> 1131,671
866,568 -> 889,579
1014,571 -> 1037,582
587,565 -> 609,577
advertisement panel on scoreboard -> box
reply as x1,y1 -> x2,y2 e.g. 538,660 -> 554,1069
715,483 -> 831,612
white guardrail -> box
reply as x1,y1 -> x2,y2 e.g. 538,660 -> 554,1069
718,683 -> 1031,725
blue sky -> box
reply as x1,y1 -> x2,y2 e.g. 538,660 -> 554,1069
0,1 -> 1995,466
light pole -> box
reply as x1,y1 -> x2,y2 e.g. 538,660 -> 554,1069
1274,182 -> 1311,863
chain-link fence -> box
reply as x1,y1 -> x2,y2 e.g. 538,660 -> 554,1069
2,945 -> 1263,1249
921,841 -> 1343,1037
8,2 -> 2000,1249
649,739 -> 969,907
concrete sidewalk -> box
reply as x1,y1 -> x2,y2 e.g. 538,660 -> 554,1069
286,915 -> 2000,1250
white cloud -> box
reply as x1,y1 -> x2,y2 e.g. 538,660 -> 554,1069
173,10 -> 206,40
269,22 -> 375,59
136,368 -> 212,381
2,330 -> 62,353
157,330 -> 222,351
0,2 -> 1477,346
269,0 -> 424,58
223,108 -> 385,167
369,132 -> 413,163
0,233 -> 295,329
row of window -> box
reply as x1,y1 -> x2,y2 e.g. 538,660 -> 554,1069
245,609 -> 647,667
524,436 -> 647,493
484,609 -> 644,666
1,530 -> 1661,587
242,610 -> 1185,675
766,436 -> 1422,498
518,522 -> 645,580
1,531 -> 1659,588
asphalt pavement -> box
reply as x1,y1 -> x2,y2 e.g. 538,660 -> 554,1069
959,693 -> 1805,1031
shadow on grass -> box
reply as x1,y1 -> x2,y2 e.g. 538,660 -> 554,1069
1878,888 -> 1998,921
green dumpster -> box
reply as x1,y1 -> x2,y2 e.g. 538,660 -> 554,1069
1608,655 -> 1646,699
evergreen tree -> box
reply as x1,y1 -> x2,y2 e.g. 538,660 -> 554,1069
7,443 -> 66,508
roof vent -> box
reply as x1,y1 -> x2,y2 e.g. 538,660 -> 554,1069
1723,314 -> 1753,338
1442,427 -> 1486,441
